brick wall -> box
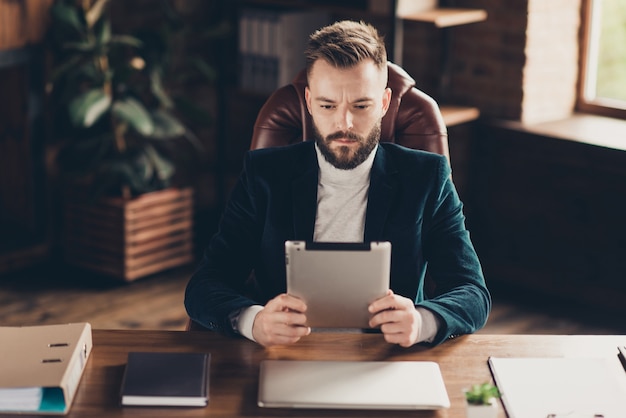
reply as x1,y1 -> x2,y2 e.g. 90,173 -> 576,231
402,0 -> 582,123
400,21 -> 442,99
522,0 -> 581,123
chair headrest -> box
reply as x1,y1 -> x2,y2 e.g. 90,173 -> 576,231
250,61 -> 449,160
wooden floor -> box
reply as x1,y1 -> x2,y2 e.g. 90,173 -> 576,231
1,260 -> 626,336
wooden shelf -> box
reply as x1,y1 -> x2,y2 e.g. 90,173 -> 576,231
238,0 -> 368,15
398,8 -> 487,28
440,105 -> 480,127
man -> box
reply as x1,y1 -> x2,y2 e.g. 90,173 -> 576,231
185,20 -> 490,348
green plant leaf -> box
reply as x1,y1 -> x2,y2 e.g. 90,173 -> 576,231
85,0 -> 110,29
143,144 -> 175,182
80,62 -> 105,83
68,88 -> 112,128
95,18 -> 112,46
94,159 -> 149,196
189,56 -> 218,83
56,61 -> 103,88
149,109 -> 185,139
149,69 -> 174,109
112,97 -> 154,136
183,130 -> 205,154
109,35 -> 143,48
132,151 -> 154,183
51,3 -> 85,35
464,383 -> 501,405
62,40 -> 96,52
50,55 -> 83,82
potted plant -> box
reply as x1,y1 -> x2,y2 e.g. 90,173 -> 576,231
464,382 -> 501,418
47,0 -> 214,280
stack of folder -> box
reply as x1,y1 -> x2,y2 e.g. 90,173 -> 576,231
0,323 -> 92,415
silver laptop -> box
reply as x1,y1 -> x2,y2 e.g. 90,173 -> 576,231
257,360 -> 450,410
285,241 -> 391,329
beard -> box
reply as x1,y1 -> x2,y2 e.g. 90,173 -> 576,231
313,120 -> 381,170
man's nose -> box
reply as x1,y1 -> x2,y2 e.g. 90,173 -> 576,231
335,107 -> 354,131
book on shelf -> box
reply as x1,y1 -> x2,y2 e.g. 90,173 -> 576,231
238,7 -> 330,94
120,351 -> 211,407
0,322 -> 93,415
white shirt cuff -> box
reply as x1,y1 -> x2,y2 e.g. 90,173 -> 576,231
415,307 -> 441,343
236,305 -> 264,342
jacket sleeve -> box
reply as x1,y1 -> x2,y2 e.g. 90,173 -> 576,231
184,152 -> 261,335
418,158 -> 491,345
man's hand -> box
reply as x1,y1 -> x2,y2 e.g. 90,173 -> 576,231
368,290 -> 422,347
252,293 -> 311,347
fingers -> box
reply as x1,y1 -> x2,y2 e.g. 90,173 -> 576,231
368,289 -> 409,316
368,291 -> 420,347
376,312 -> 419,347
266,293 -> 308,314
254,319 -> 310,346
252,294 -> 311,347
368,303 -> 413,328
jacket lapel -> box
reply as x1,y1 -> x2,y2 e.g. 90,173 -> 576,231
364,145 -> 397,241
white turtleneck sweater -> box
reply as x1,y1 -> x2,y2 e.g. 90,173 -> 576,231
234,143 -> 439,344
313,142 -> 375,242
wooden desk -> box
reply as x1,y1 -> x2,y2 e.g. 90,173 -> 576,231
23,331 -> 626,417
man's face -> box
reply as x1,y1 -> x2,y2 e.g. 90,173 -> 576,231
305,59 -> 391,170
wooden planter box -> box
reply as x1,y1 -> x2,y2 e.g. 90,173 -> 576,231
63,187 -> 194,281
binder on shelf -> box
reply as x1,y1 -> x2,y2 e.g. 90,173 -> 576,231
0,323 -> 93,415
238,7 -> 330,94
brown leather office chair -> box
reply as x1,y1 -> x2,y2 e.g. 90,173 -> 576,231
248,61 -> 445,306
186,62 -> 446,332
250,62 -> 449,159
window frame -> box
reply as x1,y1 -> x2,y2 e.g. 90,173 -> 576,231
577,0 -> 626,120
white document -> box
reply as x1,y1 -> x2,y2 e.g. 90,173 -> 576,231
489,357 -> 626,418
0,388 -> 42,411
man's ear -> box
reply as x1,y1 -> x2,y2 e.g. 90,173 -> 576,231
305,86 -> 312,115
381,87 -> 392,117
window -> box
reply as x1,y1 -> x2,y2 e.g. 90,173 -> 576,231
578,0 -> 626,119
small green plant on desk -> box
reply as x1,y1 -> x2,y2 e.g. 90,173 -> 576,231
465,383 -> 501,405
464,383 -> 501,418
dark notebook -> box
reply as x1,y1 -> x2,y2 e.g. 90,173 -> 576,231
120,352 -> 210,407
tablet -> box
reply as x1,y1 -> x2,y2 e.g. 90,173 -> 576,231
285,241 -> 391,329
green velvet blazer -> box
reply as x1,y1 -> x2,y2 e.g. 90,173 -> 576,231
185,141 -> 491,345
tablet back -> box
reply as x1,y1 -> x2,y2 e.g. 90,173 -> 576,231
258,360 -> 451,410
285,241 -> 391,329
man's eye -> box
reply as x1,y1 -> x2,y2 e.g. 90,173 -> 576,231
320,105 -> 335,110
354,105 -> 369,110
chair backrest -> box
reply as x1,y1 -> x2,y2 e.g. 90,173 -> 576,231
250,62 -> 449,159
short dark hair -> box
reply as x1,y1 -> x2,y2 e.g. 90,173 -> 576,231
305,20 -> 387,76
